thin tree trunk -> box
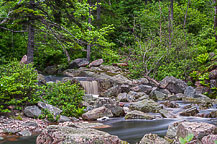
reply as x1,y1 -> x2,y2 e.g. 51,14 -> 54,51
214,0 -> 217,41
27,0 -> 35,63
87,0 -> 92,61
159,0 -> 162,42
184,0 -> 190,29
97,0 -> 100,21
170,0 -> 174,21
168,5 -> 172,50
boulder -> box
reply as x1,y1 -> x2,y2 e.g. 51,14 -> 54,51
120,84 -> 130,93
89,59 -> 103,67
18,130 -> 32,136
68,58 -> 89,69
129,99 -> 162,113
139,133 -> 169,144
128,91 -> 149,102
36,124 -> 126,144
209,69 -> 217,79
136,78 -> 149,85
24,106 -> 41,118
38,102 -> 62,116
166,121 -> 184,139
168,93 -> 185,101
159,76 -> 188,94
107,105 -> 125,117
201,134 -> 217,144
150,90 -> 167,101
21,121 -> 38,127
43,65 -> 57,75
117,93 -> 128,102
112,74 -> 132,85
159,109 -> 176,118
160,101 -> 179,108
82,106 -> 113,120
177,122 -> 216,141
130,85 -> 152,94
179,107 -> 199,116
184,86 -> 196,97
125,110 -> 155,120
101,85 -> 121,97
58,115 -> 71,123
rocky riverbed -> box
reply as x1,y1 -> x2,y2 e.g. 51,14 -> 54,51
1,59 -> 217,144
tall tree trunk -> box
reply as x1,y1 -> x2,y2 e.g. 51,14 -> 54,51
214,0 -> 217,41
97,0 -> 101,21
159,0 -> 162,42
27,0 -> 35,63
170,0 -> 174,21
87,0 -> 92,61
168,5 -> 172,50
184,0 -> 190,29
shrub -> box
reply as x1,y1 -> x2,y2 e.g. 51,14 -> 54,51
0,61 -> 39,113
37,81 -> 85,117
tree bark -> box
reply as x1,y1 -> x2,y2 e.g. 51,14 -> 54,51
168,5 -> 172,49
87,0 -> 92,61
184,0 -> 190,29
214,0 -> 217,41
27,0 -> 35,64
159,0 -> 162,42
170,0 -> 174,21
97,0 -> 100,21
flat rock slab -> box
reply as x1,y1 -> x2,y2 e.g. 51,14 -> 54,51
125,110 -> 155,120
139,133 -> 169,144
36,124 -> 127,144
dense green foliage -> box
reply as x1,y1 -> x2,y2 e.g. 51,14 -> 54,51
37,81 -> 85,117
0,61 -> 39,112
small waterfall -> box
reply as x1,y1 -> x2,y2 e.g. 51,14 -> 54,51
80,80 -> 99,95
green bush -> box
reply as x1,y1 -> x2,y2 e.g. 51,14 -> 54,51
37,81 -> 85,117
0,61 -> 39,113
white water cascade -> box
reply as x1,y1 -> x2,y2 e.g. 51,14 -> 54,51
80,80 -> 99,95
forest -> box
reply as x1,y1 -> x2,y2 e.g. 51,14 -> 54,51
0,0 -> 216,79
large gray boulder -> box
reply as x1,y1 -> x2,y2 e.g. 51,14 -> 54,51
82,106 -> 113,120
184,86 -> 196,97
130,85 -> 152,94
112,74 -> 132,85
125,110 -> 155,120
24,106 -> 41,118
150,90 -> 168,101
139,133 -> 169,144
179,107 -> 199,116
36,124 -> 126,144
101,85 -> 121,97
68,58 -> 89,69
177,122 -> 216,141
38,102 -> 62,116
201,134 -> 217,144
159,76 -> 188,94
43,66 -> 57,75
129,99 -> 162,113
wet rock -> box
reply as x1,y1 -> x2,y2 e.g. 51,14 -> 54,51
184,86 -> 195,97
117,93 -> 128,102
43,65 -> 57,75
18,130 -> 32,136
182,96 -> 212,104
130,85 -> 152,94
58,115 -> 71,123
150,90 -> 167,101
101,85 -> 121,97
89,59 -> 103,67
82,106 -> 113,120
139,133 -> 169,144
125,110 -> 155,120
106,105 -> 124,117
21,121 -> 38,127
38,101 -> 62,116
24,106 -> 42,118
210,79 -> 217,89
177,122 -> 216,141
36,124 -> 126,144
179,107 -> 199,116
166,121 -> 184,139
68,58 -> 89,69
123,107 -> 130,113
159,109 -> 175,118
129,99 -> 162,113
128,91 -> 149,102
160,76 -> 188,94
3,128 -> 20,134
168,93 -> 185,101
201,134 -> 217,144
160,101 -> 179,108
